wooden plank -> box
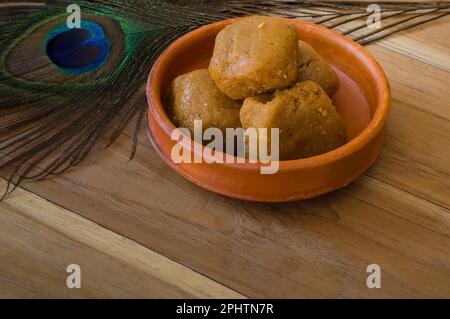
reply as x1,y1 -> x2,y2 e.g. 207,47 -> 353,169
366,99 -> 450,208
374,16 -> 450,72
0,183 -> 245,298
2,6 -> 450,298
334,15 -> 450,72
12,124 -> 449,297
366,45 -> 450,120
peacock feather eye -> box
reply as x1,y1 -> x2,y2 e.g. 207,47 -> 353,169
3,13 -> 126,85
45,20 -> 110,75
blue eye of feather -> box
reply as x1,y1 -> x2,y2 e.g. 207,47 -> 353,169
45,20 -> 109,74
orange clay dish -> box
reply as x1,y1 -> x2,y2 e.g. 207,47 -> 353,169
146,17 -> 391,202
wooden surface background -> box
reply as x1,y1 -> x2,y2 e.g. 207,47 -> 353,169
1,2 -> 449,298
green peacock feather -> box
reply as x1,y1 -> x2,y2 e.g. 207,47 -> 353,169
0,0 -> 448,196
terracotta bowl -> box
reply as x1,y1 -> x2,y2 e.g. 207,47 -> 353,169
146,17 -> 391,202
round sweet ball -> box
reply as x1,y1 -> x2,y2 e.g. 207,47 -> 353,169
209,16 -> 299,100
240,81 -> 347,160
166,69 -> 242,134
297,40 -> 340,97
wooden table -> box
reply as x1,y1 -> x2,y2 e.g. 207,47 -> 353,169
1,11 -> 449,299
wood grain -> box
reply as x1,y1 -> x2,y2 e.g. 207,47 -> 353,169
367,44 -> 450,120
1,7 -> 450,298
376,16 -> 450,72
336,15 -> 450,72
14,103 -> 450,297
0,183 -> 245,298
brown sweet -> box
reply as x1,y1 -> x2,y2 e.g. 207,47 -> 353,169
148,16 -> 391,202
240,81 -> 347,160
209,16 -> 298,100
297,40 -> 340,97
166,69 -> 241,134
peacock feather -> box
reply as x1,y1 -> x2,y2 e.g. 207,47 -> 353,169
0,0 -> 448,196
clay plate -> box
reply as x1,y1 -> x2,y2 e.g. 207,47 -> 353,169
146,17 -> 391,202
